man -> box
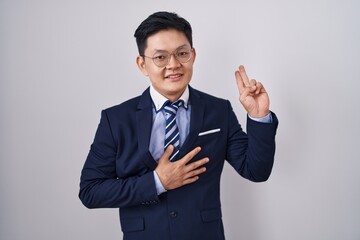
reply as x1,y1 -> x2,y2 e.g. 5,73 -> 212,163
79,11 -> 278,240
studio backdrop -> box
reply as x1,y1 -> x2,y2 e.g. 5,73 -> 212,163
1,0 -> 359,239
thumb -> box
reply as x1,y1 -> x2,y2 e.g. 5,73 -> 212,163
158,145 -> 174,164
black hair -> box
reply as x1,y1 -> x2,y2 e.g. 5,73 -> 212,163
134,11 -> 193,56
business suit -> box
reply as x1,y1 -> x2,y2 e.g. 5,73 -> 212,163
79,86 -> 278,240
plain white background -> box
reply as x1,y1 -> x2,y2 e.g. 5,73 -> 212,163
1,0 -> 359,239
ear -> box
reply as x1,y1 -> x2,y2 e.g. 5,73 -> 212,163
136,56 -> 149,76
191,47 -> 197,63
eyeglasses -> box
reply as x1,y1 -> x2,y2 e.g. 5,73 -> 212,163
142,47 -> 193,68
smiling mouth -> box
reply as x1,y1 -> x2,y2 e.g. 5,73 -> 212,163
165,73 -> 183,79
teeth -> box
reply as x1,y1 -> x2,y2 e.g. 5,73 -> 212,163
167,74 -> 182,78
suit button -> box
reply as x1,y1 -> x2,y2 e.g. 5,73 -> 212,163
169,211 -> 178,218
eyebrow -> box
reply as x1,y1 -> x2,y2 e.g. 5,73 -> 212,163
153,44 -> 189,53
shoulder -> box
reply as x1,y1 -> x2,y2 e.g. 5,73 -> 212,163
105,95 -> 141,114
103,88 -> 151,116
189,86 -> 230,106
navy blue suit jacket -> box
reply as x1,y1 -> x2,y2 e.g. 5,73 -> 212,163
79,86 -> 278,240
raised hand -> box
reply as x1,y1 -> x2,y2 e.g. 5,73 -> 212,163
235,65 -> 270,118
155,146 -> 209,190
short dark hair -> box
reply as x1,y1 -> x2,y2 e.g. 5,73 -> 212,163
134,11 -> 193,56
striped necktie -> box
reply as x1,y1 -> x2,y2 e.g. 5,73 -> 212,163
164,100 -> 184,161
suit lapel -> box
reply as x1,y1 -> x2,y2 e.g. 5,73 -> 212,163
136,88 -> 157,170
136,86 -> 205,163
178,87 -> 205,158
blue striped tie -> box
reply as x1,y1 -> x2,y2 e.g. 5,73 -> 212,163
164,100 -> 184,161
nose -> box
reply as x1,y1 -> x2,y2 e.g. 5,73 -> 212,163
166,54 -> 181,69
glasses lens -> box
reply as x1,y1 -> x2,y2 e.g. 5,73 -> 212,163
175,48 -> 192,63
153,52 -> 170,67
152,47 -> 192,67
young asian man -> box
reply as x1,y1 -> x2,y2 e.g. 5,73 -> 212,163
79,11 -> 278,240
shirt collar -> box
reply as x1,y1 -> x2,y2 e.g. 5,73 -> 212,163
150,85 -> 189,112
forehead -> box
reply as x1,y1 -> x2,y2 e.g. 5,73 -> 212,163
145,29 -> 190,53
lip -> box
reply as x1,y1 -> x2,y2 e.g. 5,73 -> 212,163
165,73 -> 184,81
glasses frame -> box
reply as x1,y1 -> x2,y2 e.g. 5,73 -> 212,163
142,47 -> 194,68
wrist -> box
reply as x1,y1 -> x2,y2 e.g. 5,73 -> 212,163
248,112 -> 272,123
153,171 -> 167,195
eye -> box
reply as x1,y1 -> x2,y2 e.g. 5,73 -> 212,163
176,50 -> 191,58
154,55 -> 167,61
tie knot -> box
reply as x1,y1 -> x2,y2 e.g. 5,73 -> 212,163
164,100 -> 184,116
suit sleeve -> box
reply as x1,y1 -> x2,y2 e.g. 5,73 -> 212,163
225,101 -> 279,182
79,110 -> 159,209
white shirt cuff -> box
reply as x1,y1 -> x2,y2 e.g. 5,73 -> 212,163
248,112 -> 272,123
153,171 -> 167,195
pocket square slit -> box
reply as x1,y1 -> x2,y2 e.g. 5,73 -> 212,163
198,128 -> 221,136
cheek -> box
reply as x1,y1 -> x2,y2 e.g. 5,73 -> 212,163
147,68 -> 165,83
147,65 -> 164,76
184,65 -> 194,77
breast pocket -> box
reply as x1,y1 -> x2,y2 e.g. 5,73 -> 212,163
196,128 -> 221,146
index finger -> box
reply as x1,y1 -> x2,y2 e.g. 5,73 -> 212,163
235,70 -> 246,94
179,147 -> 201,165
